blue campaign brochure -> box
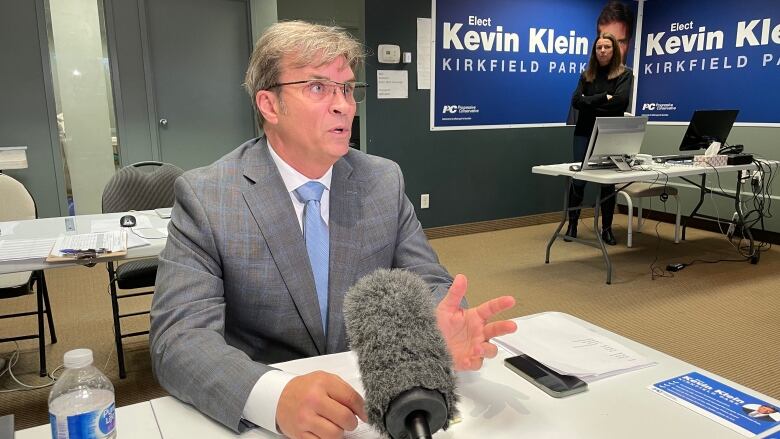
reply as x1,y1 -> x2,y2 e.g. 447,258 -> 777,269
650,372 -> 780,437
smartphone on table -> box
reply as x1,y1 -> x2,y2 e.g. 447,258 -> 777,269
504,354 -> 588,398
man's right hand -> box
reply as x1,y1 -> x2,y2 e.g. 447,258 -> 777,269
276,371 -> 367,439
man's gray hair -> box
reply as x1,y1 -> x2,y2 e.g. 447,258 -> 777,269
244,20 -> 365,125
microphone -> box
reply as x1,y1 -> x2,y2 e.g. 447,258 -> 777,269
343,269 -> 458,439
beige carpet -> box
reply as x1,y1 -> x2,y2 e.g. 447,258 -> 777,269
1,215 -> 778,430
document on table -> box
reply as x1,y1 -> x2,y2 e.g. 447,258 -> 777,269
50,231 -> 126,257
0,221 -> 19,237
273,352 -> 376,438
91,216 -> 153,232
494,312 -> 656,381
0,238 -> 57,260
91,217 -> 161,248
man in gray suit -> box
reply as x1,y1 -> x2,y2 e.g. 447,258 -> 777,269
150,21 -> 517,439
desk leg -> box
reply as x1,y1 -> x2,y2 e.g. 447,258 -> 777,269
594,193 -> 612,285
734,170 -> 756,259
682,174 -> 707,241
545,178 -> 570,263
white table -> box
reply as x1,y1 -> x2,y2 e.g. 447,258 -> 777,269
16,401 -> 162,439
148,313 -> 780,439
532,161 -> 775,284
0,210 -> 169,274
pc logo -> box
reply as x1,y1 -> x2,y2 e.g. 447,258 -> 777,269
641,103 -> 657,111
442,105 -> 458,114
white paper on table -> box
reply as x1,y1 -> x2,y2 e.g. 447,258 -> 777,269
91,215 -> 153,232
51,231 -> 126,256
377,70 -> 408,99
0,238 -> 57,260
416,18 -> 432,89
494,313 -> 655,381
0,221 -> 20,236
126,232 -> 150,249
273,352 -> 379,438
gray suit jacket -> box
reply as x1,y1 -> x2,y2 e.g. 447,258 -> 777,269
150,137 -> 453,431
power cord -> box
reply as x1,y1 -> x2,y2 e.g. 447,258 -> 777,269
0,341 -> 63,393
664,159 -> 775,272
643,169 -> 679,280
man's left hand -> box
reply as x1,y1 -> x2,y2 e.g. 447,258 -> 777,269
436,274 -> 517,371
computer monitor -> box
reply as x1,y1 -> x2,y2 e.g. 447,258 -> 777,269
679,109 -> 739,151
582,116 -> 648,171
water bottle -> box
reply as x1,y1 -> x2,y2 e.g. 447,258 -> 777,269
48,349 -> 116,439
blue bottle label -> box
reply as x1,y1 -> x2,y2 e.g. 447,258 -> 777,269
50,403 -> 115,438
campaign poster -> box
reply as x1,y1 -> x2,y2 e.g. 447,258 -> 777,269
431,0 -> 639,130
636,0 -> 780,125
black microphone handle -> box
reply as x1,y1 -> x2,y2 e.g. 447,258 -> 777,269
405,411 -> 433,439
385,387 -> 448,439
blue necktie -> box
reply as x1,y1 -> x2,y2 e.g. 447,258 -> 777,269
294,182 -> 329,333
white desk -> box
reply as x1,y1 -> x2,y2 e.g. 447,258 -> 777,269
532,161 -> 776,284
16,401 -> 162,439
532,162 -> 759,185
0,210 -> 169,275
149,313 -> 780,439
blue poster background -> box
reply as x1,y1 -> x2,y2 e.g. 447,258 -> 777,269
636,0 -> 780,124
432,0 -> 636,129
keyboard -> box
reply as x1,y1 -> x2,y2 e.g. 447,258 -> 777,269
653,154 -> 695,163
584,162 -> 618,169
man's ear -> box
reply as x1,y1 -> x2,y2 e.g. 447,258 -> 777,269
256,90 -> 280,125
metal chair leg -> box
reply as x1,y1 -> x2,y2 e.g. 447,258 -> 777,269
108,263 -> 127,379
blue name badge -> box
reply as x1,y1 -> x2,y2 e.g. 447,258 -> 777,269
650,372 -> 780,437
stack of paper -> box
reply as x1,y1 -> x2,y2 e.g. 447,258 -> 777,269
0,238 -> 57,260
50,231 -> 126,257
494,313 -> 656,382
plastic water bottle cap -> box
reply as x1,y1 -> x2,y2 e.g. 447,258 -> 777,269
64,348 -> 94,369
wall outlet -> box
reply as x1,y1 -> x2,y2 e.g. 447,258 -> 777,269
420,193 -> 430,209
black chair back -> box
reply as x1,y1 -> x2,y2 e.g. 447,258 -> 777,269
102,161 -> 184,213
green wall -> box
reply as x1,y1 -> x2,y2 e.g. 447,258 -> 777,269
364,0 -> 571,228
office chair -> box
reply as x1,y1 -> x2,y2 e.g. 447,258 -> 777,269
617,183 -> 681,248
0,174 -> 57,377
101,161 -> 183,378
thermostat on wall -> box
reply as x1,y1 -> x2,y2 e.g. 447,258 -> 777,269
378,44 -> 401,64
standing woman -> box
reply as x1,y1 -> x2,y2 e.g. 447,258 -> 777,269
567,32 -> 633,245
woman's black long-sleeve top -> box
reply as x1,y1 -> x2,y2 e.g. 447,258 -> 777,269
571,67 -> 633,137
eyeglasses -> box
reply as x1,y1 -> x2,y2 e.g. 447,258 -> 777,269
267,79 -> 368,103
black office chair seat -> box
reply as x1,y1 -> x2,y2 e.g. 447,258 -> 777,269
115,259 -> 158,289
0,272 -> 34,298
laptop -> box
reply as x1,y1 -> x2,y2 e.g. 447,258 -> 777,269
581,116 -> 648,171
